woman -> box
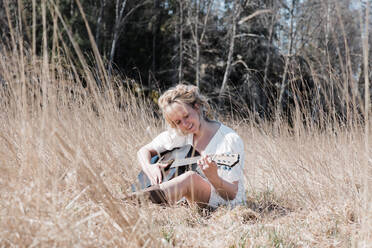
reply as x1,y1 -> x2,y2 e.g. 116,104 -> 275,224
136,84 -> 245,208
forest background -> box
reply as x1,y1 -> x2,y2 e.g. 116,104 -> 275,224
0,0 -> 371,247
1,0 -> 371,123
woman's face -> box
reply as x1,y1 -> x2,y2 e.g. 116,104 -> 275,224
165,102 -> 201,134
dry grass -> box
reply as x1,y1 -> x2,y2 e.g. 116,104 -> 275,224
0,47 -> 371,247
0,2 -> 371,247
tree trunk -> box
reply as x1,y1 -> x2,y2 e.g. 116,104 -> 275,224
219,0 -> 239,98
152,0 -> 160,72
95,0 -> 106,50
195,0 -> 200,88
335,1 -> 359,123
108,0 -> 147,75
32,0 -> 36,60
360,3 -> 369,138
178,0 -> 184,84
109,0 -> 127,75
263,1 -> 278,87
109,33 -> 119,74
186,0 -> 213,88
275,0 -> 295,121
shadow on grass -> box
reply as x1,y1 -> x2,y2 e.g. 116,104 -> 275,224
194,190 -> 293,224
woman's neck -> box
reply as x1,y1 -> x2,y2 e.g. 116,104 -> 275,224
193,119 -> 209,139
193,119 -> 219,145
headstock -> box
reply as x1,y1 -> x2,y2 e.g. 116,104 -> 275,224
213,154 -> 240,167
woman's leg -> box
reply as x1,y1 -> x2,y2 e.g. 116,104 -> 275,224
159,171 -> 211,206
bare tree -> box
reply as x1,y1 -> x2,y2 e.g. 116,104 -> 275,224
359,0 -> 370,130
152,0 -> 160,72
178,0 -> 184,84
263,1 -> 280,91
109,0 -> 149,74
186,0 -> 214,88
275,0 -> 296,122
95,0 -> 106,50
218,0 -> 240,98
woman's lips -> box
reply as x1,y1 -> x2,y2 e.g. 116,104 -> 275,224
185,123 -> 193,132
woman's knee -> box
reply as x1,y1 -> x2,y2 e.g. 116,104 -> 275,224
182,171 -> 202,183
181,171 -> 209,196
184,172 -> 211,204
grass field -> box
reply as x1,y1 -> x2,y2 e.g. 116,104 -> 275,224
0,48 -> 371,247
0,2 -> 371,246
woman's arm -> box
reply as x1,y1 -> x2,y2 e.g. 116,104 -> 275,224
210,176 -> 239,201
137,145 -> 164,185
138,130 -> 187,185
198,155 -> 238,200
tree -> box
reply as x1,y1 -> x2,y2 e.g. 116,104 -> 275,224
218,0 -> 240,98
108,0 -> 150,74
184,0 -> 214,88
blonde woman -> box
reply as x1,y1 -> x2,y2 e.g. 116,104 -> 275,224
135,84 -> 245,209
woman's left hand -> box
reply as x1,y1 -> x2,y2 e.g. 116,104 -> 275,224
197,155 -> 218,180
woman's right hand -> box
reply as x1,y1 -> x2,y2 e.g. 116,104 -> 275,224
145,162 -> 169,185
137,146 -> 170,185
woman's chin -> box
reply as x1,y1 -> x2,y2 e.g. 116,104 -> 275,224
183,128 -> 195,134
189,125 -> 197,133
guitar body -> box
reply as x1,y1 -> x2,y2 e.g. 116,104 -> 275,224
131,145 -> 199,192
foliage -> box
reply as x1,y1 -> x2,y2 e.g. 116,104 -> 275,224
0,0 -> 370,125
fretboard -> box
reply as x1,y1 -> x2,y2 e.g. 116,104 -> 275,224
170,156 -> 201,168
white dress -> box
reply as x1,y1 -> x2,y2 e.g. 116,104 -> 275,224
148,123 -> 246,208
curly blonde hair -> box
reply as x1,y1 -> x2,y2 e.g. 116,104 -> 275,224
158,84 -> 213,128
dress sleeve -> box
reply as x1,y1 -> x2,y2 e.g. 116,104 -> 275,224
217,132 -> 245,183
148,130 -> 189,154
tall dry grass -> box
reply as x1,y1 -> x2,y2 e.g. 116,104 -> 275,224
0,1 -> 371,247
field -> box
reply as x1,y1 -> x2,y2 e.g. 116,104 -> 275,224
0,48 -> 371,247
0,1 -> 371,246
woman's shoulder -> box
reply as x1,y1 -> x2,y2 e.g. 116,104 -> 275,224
217,123 -> 243,143
219,123 -> 240,136
211,122 -> 244,155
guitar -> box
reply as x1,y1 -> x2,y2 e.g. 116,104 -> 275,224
131,145 -> 240,192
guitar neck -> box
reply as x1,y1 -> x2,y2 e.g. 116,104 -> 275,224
170,156 -> 202,168
167,153 -> 239,168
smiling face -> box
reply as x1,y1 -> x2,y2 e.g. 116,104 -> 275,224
164,102 -> 201,135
